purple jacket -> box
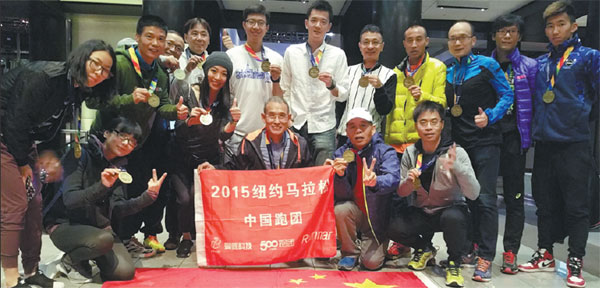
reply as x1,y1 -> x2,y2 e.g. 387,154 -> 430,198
491,48 -> 537,149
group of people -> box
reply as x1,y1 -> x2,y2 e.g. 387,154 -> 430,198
0,0 -> 597,288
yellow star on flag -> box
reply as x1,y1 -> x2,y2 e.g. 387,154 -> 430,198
343,278 -> 397,288
309,273 -> 326,280
289,278 -> 307,285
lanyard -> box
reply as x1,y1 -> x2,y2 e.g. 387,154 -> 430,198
306,43 -> 325,67
504,63 -> 515,90
405,54 -> 425,77
416,153 -> 438,171
128,47 -> 158,93
452,57 -> 471,105
547,46 -> 574,90
186,48 -> 207,62
361,62 -> 379,76
244,43 -> 267,62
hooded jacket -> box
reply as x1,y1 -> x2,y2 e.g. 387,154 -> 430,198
333,133 -> 400,245
532,33 -> 600,142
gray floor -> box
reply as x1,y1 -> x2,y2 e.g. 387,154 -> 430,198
3,179 -> 599,288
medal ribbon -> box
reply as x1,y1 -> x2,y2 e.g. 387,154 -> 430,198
352,149 -> 368,215
452,57 -> 471,106
416,153 -> 438,171
128,47 -> 158,93
548,46 -> 574,90
361,62 -> 378,76
306,43 -> 325,67
405,54 -> 425,77
504,63 -> 515,91
244,43 -> 267,62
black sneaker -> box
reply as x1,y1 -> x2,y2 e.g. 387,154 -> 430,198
24,270 -> 55,288
177,239 -> 194,258
59,254 -> 93,279
11,277 -> 32,288
164,234 -> 180,250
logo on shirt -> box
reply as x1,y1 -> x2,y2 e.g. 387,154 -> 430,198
235,64 -> 271,83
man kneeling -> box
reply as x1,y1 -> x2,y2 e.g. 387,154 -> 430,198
388,101 -> 479,287
326,107 -> 400,271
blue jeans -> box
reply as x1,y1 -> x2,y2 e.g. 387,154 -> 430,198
293,124 -> 336,166
465,145 -> 501,261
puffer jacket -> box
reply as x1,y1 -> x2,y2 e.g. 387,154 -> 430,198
491,48 -> 537,149
333,133 -> 400,245
532,33 -> 600,143
385,52 -> 447,146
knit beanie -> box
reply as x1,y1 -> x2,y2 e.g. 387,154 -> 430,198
203,51 -> 233,81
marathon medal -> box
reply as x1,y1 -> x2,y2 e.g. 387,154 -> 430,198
74,142 -> 82,159
359,76 -> 369,88
451,104 -> 463,117
173,69 -> 186,80
200,113 -> 213,126
148,94 -> 160,108
413,177 -> 421,189
118,170 -> 133,184
543,90 -> 555,104
403,76 -> 415,88
309,66 -> 319,78
261,60 -> 271,72
342,149 -> 355,162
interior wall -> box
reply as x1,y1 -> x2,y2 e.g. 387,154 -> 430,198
68,13 -> 138,131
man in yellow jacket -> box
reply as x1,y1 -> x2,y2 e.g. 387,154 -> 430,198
384,24 -> 447,260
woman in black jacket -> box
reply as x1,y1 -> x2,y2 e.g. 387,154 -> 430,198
171,52 -> 240,258
0,39 -> 117,288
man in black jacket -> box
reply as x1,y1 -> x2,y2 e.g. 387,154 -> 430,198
199,96 -> 312,170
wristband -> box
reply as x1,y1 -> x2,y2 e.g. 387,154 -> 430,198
326,79 -> 336,91
270,76 -> 280,83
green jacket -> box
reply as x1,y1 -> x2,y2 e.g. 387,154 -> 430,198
88,46 -> 176,145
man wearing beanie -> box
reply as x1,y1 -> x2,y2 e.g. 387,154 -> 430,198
325,107 -> 400,271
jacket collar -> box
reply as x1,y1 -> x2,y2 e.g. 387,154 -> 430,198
548,33 -> 581,57
453,52 -> 475,67
491,47 -> 521,65
397,51 -> 430,71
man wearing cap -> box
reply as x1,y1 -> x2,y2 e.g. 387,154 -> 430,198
325,107 -> 400,271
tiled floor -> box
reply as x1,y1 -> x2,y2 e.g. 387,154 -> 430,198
3,197 -> 599,287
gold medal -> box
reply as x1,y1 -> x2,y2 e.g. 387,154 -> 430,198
74,142 -> 82,159
196,61 -> 204,70
342,149 -> 355,162
451,105 -> 463,117
261,60 -> 271,72
413,178 -> 421,190
309,66 -> 319,78
118,171 -> 133,184
359,76 -> 369,88
543,90 -> 555,104
173,69 -> 185,80
200,114 -> 213,126
148,94 -> 160,108
403,76 -> 415,88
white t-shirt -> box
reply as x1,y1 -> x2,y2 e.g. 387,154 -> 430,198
178,48 -> 207,85
227,44 -> 283,135
337,63 -> 395,136
280,41 -> 349,133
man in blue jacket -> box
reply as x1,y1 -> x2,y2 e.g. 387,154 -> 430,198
490,14 -> 537,275
445,20 -> 514,282
518,2 -> 599,288
325,107 -> 400,271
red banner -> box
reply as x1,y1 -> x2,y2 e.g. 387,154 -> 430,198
194,166 -> 336,266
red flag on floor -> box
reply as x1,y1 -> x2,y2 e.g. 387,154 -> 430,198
194,166 -> 337,266
102,268 -> 428,288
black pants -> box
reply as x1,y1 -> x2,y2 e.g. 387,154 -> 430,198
465,145 -> 501,261
499,131 -> 525,253
171,165 -> 197,235
532,141 -> 593,258
49,223 -> 135,281
388,206 -> 469,264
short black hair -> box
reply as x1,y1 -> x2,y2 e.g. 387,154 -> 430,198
413,101 -> 445,122
243,4 -> 270,25
184,17 -> 212,36
264,96 -> 290,114
405,24 -> 428,37
67,39 -> 117,95
306,0 -> 333,22
167,30 -> 183,38
452,20 -> 475,35
543,0 -> 576,23
360,24 -> 382,38
492,14 -> 524,33
136,15 -> 168,36
106,116 -> 142,144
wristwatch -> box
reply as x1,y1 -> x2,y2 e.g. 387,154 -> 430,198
326,79 -> 336,90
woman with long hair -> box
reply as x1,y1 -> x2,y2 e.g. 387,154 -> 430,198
0,39 -> 117,288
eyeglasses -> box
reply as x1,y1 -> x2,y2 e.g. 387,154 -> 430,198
89,58 -> 112,78
417,119 -> 442,127
448,35 -> 473,44
360,40 -> 382,47
496,29 -> 519,36
244,19 -> 267,28
166,40 -> 184,54
112,130 -> 137,146
265,114 -> 289,122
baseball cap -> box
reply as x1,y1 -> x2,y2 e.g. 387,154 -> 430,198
346,107 -> 373,125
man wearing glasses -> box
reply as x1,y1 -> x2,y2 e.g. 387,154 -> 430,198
445,20 -> 513,282
280,0 -> 349,166
224,4 -> 284,163
337,24 -> 395,146
489,14 -> 537,275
